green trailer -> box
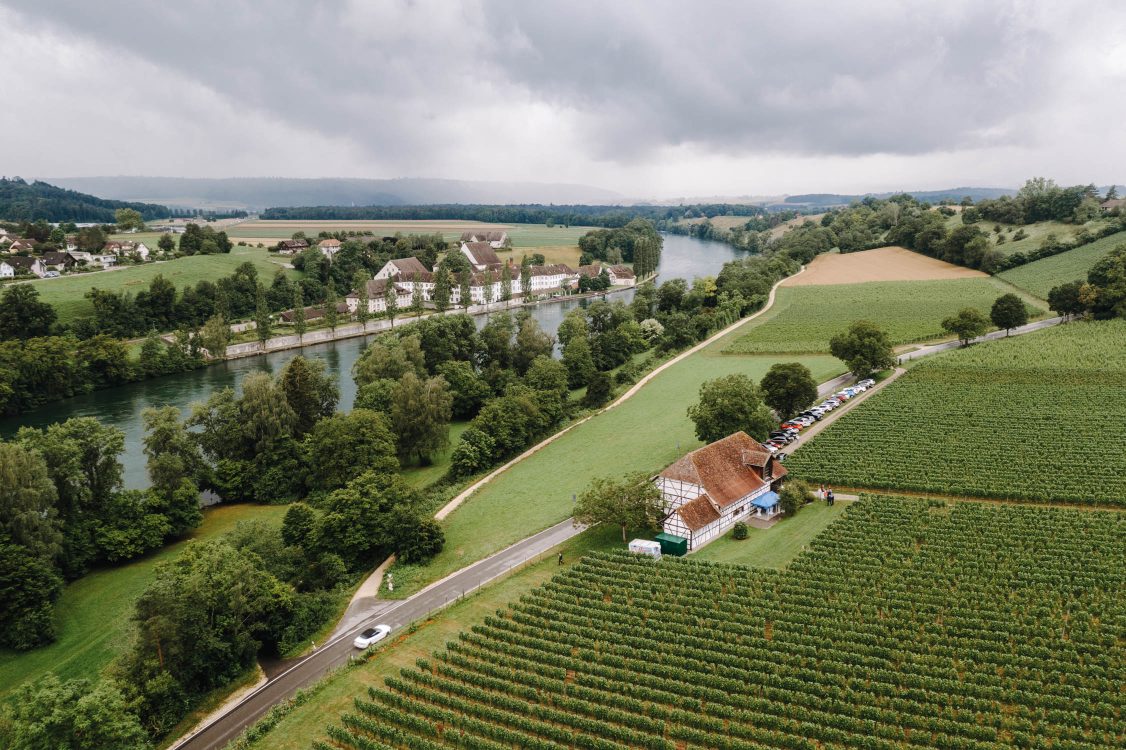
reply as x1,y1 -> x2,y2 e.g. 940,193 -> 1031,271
654,532 -> 688,557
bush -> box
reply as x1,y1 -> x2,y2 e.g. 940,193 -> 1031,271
779,480 -> 813,517
732,521 -> 748,540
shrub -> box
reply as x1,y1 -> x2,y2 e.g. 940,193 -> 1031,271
732,521 -> 748,540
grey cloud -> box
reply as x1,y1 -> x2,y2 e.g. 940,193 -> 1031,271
1,0 -> 1121,181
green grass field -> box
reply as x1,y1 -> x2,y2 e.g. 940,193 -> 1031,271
385,328 -> 844,598
723,278 -> 1045,355
401,422 -> 469,489
21,247 -> 296,324
785,320 -> 1126,505
943,214 -> 1115,257
998,230 -> 1126,298
693,500 -> 848,567
0,503 -> 289,698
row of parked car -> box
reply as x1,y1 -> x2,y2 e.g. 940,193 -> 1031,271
764,378 -> 876,454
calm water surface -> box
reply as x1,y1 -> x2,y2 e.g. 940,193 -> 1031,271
0,234 -> 746,487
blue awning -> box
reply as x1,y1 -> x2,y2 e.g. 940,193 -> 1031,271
752,491 -> 779,510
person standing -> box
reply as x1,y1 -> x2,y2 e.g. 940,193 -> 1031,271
558,552 -> 564,566
827,487 -> 835,506
818,484 -> 825,503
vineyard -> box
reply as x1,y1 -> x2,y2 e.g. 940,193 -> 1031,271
723,279 -> 1042,354
998,231 -> 1126,299
785,320 -> 1126,505
315,496 -> 1124,750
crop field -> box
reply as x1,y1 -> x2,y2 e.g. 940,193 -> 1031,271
19,246 -> 296,324
999,230 -> 1126,298
786,320 -> 1126,505
0,503 -> 289,698
724,278 -> 1043,354
226,220 -> 594,249
317,496 -> 1124,750
783,246 -> 987,286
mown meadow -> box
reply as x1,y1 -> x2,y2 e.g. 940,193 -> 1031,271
722,278 -> 1044,355
998,230 -> 1126,298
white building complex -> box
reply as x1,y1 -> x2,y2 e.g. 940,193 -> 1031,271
655,432 -> 787,551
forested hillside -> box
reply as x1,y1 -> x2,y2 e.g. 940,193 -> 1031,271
0,178 -> 168,222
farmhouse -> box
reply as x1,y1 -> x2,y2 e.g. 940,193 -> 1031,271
460,241 -> 503,271
1,255 -> 47,278
318,238 -> 342,258
655,432 -> 787,551
607,264 -> 636,286
1100,198 -> 1126,213
6,238 -> 36,253
276,239 -> 309,255
459,230 -> 508,248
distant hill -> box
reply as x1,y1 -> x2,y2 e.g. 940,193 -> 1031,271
46,176 -> 624,211
783,187 -> 1016,207
0,178 -> 169,223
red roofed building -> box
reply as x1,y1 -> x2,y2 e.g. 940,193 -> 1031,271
656,431 -> 788,549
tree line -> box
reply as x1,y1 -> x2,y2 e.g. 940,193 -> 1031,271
1047,244 -> 1126,321
0,177 -> 168,223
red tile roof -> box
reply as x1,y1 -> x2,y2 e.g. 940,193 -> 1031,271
389,256 -> 430,277
660,432 -> 778,509
675,495 -> 721,532
463,241 -> 501,267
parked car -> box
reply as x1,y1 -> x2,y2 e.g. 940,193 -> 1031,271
44,271 -> 60,278
775,452 -> 787,461
353,624 -> 392,649
780,421 -> 804,431
858,378 -> 875,387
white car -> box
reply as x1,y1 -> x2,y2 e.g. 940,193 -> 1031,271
353,624 -> 392,649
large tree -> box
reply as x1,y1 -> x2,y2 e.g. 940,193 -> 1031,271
828,320 -> 895,377
0,285 -> 57,340
390,372 -> 453,463
990,294 -> 1029,336
304,409 -> 399,491
760,362 -> 818,419
942,307 -> 990,347
687,374 -> 775,443
0,443 -> 62,563
198,314 -> 231,359
278,356 -> 338,436
1047,281 -> 1085,320
254,284 -> 272,350
0,674 -> 147,749
573,472 -> 663,542
0,543 -> 63,650
512,315 -> 555,375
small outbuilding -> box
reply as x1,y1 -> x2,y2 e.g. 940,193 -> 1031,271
653,532 -> 688,557
628,539 -> 662,559
751,491 -> 781,519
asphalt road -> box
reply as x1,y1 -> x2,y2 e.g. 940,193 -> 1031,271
172,519 -> 583,750
175,313 -> 1064,750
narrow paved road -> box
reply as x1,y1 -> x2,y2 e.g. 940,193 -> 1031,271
172,519 -> 582,750
176,305 -> 1063,750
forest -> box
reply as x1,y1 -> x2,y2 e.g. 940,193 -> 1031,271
0,178 -> 168,223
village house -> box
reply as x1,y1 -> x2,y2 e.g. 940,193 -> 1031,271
459,230 -> 508,248
1,255 -> 47,278
459,241 -> 503,271
1100,198 -> 1126,213
276,239 -> 309,255
318,238 -> 342,259
102,240 -> 151,260
40,251 -> 76,272
65,236 -> 80,252
655,432 -> 788,551
6,238 -> 37,253
606,264 -> 636,286
344,277 -> 413,315
67,251 -> 117,269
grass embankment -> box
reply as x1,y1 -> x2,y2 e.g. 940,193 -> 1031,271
26,247 -> 297,324
998,230 -> 1126,299
238,504 -> 846,750
723,277 -> 1046,355
0,504 -> 289,698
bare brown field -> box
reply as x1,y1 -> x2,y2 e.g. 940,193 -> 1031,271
782,246 -> 987,286
769,213 -> 826,238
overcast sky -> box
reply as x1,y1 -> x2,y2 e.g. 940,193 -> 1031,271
2,1 -> 1124,199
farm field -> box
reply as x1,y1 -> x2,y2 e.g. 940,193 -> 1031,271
786,320 -> 1126,505
385,345 -> 844,598
0,503 -> 289,698
783,246 -> 987,286
316,496 -> 1124,750
20,246 -> 296,324
998,229 -> 1126,298
724,277 -> 1045,355
226,220 -> 594,249
693,500 -> 847,567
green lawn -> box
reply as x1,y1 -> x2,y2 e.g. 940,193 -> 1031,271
0,503 -> 289,698
943,214 -> 1115,257
723,278 -> 1045,355
401,421 -> 469,489
226,220 -> 593,248
998,230 -> 1126,298
693,501 -> 848,567
385,336 -> 844,598
22,247 -> 297,324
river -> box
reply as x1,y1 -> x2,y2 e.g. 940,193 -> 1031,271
0,234 -> 744,488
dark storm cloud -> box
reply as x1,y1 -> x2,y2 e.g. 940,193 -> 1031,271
2,0 -> 1062,164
